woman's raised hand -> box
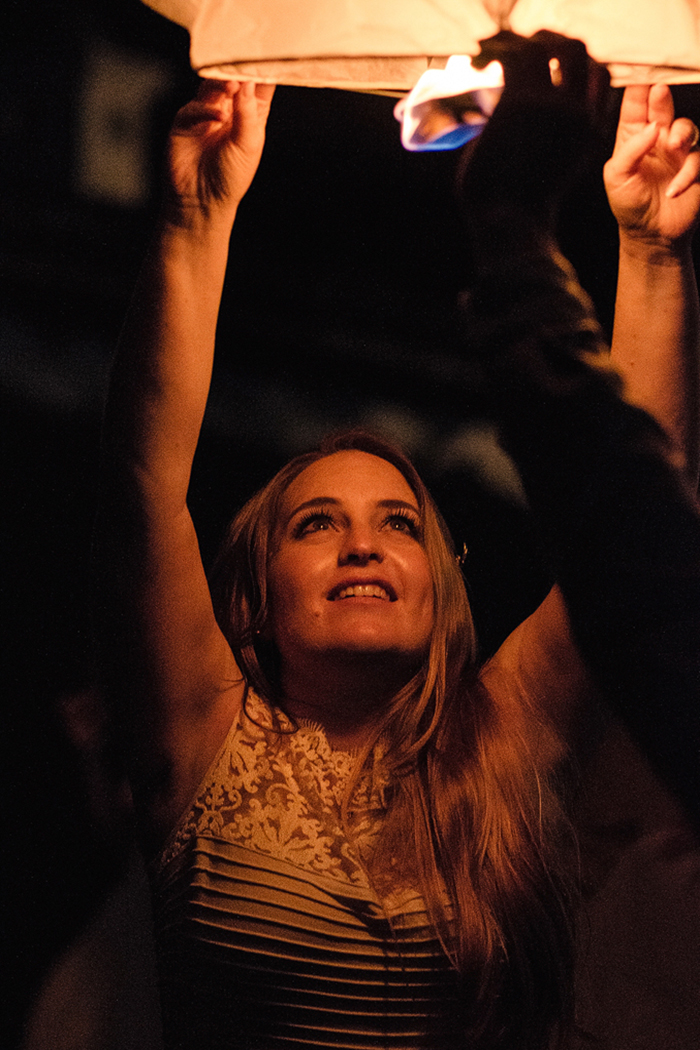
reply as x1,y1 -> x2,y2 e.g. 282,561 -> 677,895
604,84 -> 700,248
164,78 -> 275,226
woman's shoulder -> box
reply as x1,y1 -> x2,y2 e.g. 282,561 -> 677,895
137,667 -> 246,858
478,584 -> 596,766
148,689 -> 260,870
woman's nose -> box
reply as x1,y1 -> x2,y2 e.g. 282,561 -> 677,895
338,525 -> 383,565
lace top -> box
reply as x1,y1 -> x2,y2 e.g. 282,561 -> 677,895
150,692 -> 463,1050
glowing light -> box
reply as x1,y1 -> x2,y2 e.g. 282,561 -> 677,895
394,56 -> 504,152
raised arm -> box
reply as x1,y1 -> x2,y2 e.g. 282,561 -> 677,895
605,84 -> 700,484
494,82 -> 700,745
460,40 -> 700,814
95,80 -> 274,846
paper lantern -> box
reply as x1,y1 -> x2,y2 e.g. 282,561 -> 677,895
143,0 -> 700,90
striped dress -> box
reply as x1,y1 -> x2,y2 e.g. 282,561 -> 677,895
150,692 -> 464,1049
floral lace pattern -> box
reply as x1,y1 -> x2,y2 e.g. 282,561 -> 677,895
157,691 -> 391,886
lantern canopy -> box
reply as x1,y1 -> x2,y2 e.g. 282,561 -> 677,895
144,0 -> 700,89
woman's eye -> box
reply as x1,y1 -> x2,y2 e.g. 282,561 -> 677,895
295,512 -> 335,537
385,513 -> 420,536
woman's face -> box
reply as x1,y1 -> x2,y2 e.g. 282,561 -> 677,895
267,450 -> 435,675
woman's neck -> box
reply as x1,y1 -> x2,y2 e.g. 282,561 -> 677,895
279,652 -> 412,751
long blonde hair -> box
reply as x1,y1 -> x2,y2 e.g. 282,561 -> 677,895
210,430 -> 576,1049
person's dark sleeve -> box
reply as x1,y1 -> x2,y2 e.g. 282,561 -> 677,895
461,214 -> 700,821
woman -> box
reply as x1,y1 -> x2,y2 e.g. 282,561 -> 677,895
95,42 -> 700,1050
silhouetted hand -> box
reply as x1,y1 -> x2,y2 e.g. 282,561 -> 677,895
459,32 -> 609,243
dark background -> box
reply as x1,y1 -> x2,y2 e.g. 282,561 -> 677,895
3,2 -> 700,1045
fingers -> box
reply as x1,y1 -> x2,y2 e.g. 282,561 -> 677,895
609,119 -> 661,177
173,78 -> 235,132
233,79 -> 259,116
615,83 -> 675,160
531,30 -> 590,97
666,150 -> 700,199
612,84 -> 700,183
235,79 -> 275,112
230,80 -> 275,143
176,78 -> 275,132
668,117 -> 700,152
196,78 -> 274,103
609,116 -> 700,199
616,84 -> 653,131
646,83 -> 675,127
196,77 -> 236,101
617,84 -> 673,131
664,116 -> 700,198
477,31 -> 552,99
254,82 -> 276,104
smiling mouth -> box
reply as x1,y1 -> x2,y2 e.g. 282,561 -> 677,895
328,583 -> 395,601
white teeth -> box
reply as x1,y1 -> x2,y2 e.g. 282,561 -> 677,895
337,585 -> 389,600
